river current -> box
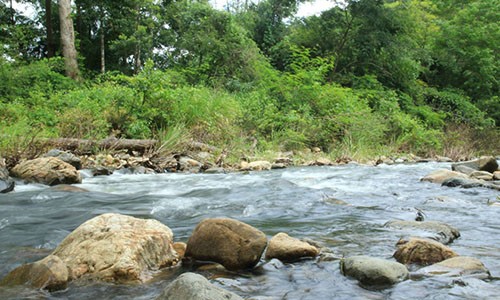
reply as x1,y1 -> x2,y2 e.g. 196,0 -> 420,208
0,162 -> 499,299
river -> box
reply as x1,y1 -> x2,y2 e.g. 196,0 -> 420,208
0,162 -> 499,299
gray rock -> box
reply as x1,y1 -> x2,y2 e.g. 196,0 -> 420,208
384,220 -> 460,244
271,163 -> 286,169
204,167 -> 226,174
0,159 -> 14,193
415,257 -> 490,279
0,255 -> 68,291
156,273 -> 243,300
43,149 -> 82,169
341,256 -> 409,286
185,218 -> 267,270
452,156 -> 499,174
453,165 -> 477,176
442,177 -> 484,188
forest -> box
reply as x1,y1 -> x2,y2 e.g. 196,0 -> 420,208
0,0 -> 498,165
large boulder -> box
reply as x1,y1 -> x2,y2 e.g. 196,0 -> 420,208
384,220 -> 460,244
185,218 -> 267,270
51,213 -> 179,283
247,161 -> 272,171
43,149 -> 82,169
0,255 -> 68,291
415,256 -> 490,279
265,232 -> 319,262
0,157 -> 14,193
393,237 -> 458,266
341,256 -> 409,286
452,156 -> 499,174
156,272 -> 243,300
421,169 -> 468,184
11,157 -> 81,186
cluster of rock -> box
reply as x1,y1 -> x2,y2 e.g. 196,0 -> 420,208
421,156 -> 500,191
340,219 -> 490,288
0,157 -> 14,193
0,214 -> 320,298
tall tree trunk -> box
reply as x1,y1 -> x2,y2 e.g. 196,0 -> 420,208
59,0 -> 80,80
100,23 -> 105,74
45,0 -> 55,58
9,0 -> 14,24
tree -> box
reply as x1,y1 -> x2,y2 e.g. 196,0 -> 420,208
58,0 -> 80,79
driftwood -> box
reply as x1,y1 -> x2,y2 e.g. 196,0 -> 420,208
42,138 -> 158,154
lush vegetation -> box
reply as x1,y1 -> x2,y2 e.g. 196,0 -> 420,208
1,0 -> 498,164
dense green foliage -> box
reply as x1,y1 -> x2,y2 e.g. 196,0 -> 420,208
0,0 -> 498,160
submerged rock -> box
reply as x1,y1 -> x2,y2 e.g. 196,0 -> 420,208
421,169 -> 468,184
414,256 -> 490,279
452,156 -> 499,174
441,177 -> 485,188
265,232 -> 319,262
0,255 -> 68,291
52,213 -> 179,283
185,218 -> 267,270
156,272 -> 243,300
384,220 -> 460,244
341,256 -> 409,286
393,237 -> 458,265
11,157 -> 82,186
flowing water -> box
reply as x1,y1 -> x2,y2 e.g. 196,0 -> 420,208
0,162 -> 499,299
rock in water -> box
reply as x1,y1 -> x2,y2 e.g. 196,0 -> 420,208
0,255 -> 68,291
11,157 -> 81,185
393,237 -> 458,265
0,158 -> 14,193
156,272 -> 243,300
415,257 -> 490,279
452,156 -> 499,174
52,213 -> 179,283
185,218 -> 267,270
384,220 -> 460,244
265,232 -> 319,262
341,256 -> 409,286
420,169 -> 468,184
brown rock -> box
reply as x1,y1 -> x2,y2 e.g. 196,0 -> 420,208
52,213 -> 179,283
173,242 -> 187,260
494,171 -> 500,180
0,255 -> 68,291
247,161 -> 272,171
185,218 -> 267,270
421,169 -> 468,184
452,156 -> 499,174
393,237 -> 458,265
416,256 -> 490,278
470,171 -> 494,181
384,220 -> 460,244
11,157 -> 81,186
265,233 -> 319,261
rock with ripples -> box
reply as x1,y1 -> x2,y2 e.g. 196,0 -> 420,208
393,237 -> 458,265
0,255 -> 68,291
420,169 -> 468,184
51,213 -> 179,283
156,272 -> 243,300
384,220 -> 460,244
185,218 -> 267,270
0,158 -> 14,193
11,157 -> 81,186
265,232 -> 319,262
341,256 -> 409,286
414,256 -> 490,279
